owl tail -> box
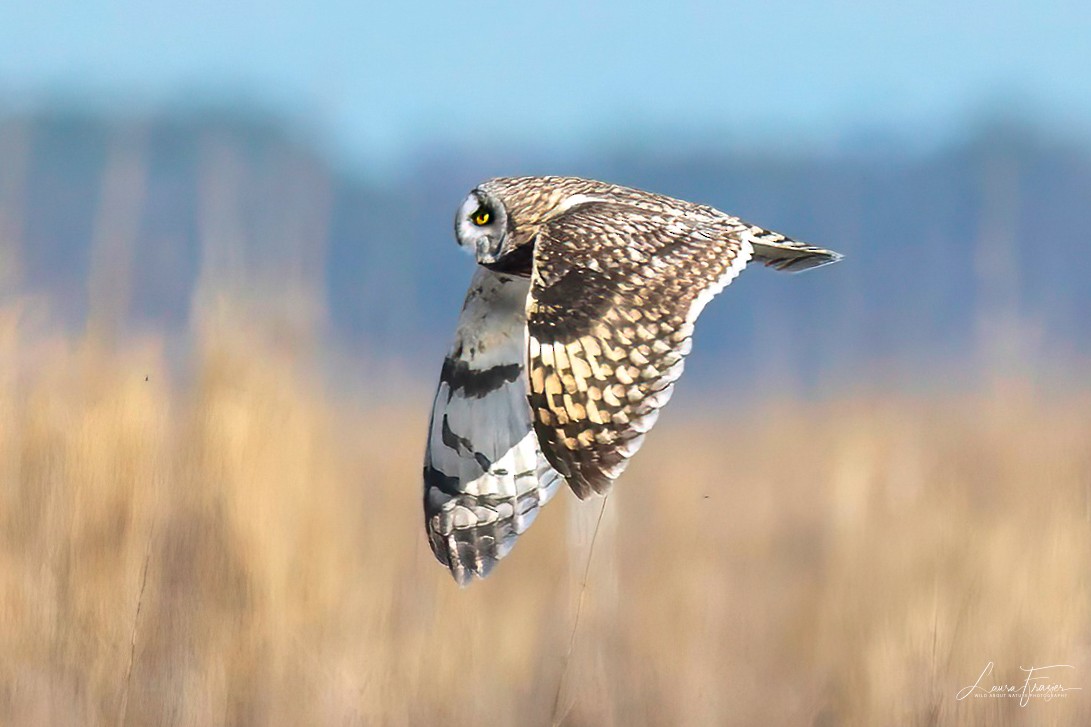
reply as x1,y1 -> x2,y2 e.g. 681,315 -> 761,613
750,234 -> 843,272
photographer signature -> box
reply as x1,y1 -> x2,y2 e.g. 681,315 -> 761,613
956,662 -> 1081,707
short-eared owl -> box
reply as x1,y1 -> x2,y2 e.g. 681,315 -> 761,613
424,176 -> 842,585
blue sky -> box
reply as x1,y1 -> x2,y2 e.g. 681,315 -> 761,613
3,0 -> 1089,164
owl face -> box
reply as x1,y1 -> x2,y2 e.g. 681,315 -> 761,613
454,188 -> 512,266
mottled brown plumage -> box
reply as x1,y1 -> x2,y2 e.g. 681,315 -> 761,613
424,176 -> 842,583
526,201 -> 749,495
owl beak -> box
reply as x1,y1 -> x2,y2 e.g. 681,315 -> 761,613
475,235 -> 502,265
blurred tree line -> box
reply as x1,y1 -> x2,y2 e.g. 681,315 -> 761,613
0,108 -> 1087,394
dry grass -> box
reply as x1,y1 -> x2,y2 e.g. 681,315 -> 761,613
2,299 -> 1089,726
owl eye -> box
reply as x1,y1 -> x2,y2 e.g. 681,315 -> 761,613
472,208 -> 492,226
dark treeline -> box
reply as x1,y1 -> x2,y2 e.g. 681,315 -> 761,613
2,109 -> 1087,393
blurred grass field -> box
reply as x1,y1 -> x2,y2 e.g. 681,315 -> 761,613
1,298 -> 1089,727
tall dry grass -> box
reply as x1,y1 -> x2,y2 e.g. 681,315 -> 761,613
1,299 -> 1089,726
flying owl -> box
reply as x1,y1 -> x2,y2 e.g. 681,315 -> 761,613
424,176 -> 842,585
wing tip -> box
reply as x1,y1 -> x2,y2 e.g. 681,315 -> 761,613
562,459 -> 625,500
430,527 -> 506,586
425,478 -> 560,585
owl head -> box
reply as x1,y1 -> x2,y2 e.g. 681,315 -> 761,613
453,177 -> 608,274
453,186 -> 516,268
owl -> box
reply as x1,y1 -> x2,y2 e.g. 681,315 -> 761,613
423,176 -> 842,585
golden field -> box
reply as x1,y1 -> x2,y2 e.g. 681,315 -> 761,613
1,301 -> 1089,727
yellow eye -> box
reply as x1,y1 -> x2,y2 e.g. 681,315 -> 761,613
472,209 -> 491,226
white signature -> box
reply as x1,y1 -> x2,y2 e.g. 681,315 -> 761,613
956,662 -> 1082,707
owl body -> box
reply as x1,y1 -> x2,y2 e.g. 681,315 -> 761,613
426,176 -> 842,584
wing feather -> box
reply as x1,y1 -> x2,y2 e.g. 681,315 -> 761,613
423,268 -> 563,585
526,202 -> 754,497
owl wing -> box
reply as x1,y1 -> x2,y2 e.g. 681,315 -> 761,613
526,201 -> 754,498
423,267 -> 564,585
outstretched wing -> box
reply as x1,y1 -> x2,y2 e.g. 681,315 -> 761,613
423,268 -> 563,585
526,202 -> 754,498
